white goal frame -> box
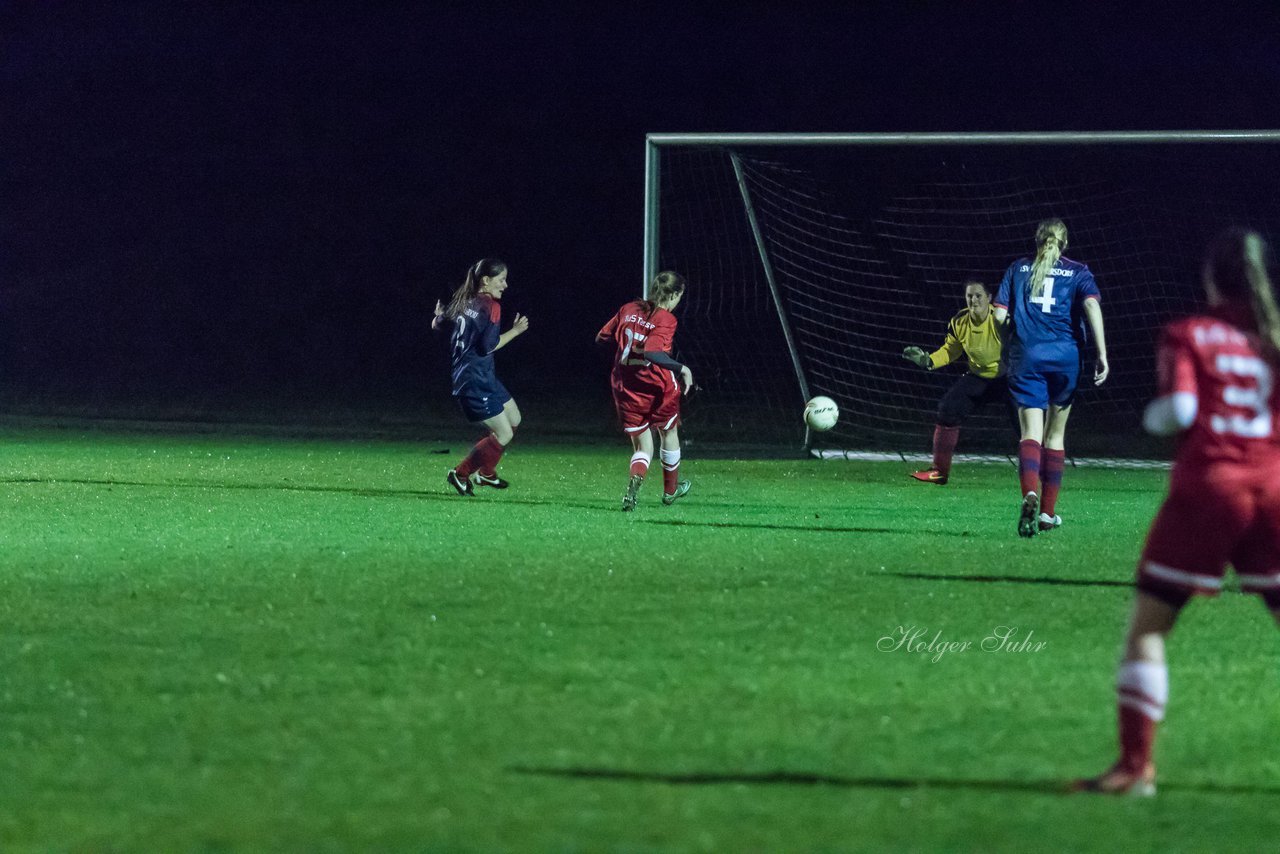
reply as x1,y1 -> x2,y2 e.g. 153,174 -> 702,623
643,130 -> 1280,457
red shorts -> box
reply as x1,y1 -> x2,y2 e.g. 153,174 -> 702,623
1138,462 -> 1280,607
611,368 -> 681,435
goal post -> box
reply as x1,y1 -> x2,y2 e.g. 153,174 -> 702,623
644,131 -> 1280,456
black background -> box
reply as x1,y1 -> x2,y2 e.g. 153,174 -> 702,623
5,1 -> 1280,424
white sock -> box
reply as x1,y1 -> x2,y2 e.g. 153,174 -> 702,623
660,447 -> 681,472
1117,660 -> 1168,722
629,451 -> 651,476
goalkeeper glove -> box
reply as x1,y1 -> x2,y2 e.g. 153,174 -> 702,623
902,346 -> 931,369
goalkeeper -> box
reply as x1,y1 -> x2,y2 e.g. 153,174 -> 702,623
901,278 -> 1010,484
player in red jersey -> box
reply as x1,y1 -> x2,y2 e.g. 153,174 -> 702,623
1075,229 -> 1280,796
596,271 -> 694,511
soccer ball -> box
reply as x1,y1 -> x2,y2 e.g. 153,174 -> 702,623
803,396 -> 839,432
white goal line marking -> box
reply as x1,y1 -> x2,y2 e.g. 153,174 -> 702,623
811,449 -> 1171,470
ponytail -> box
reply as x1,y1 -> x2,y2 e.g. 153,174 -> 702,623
1205,229 -> 1280,363
446,257 -> 506,318
1243,234 -> 1280,362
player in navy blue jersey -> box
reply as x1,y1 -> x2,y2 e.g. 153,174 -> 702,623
432,258 -> 529,496
993,219 -> 1109,537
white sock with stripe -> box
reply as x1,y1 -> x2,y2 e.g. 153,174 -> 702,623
629,451 -> 651,478
660,447 -> 681,494
1117,660 -> 1168,722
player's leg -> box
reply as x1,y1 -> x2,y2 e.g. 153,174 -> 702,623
1009,367 -> 1050,536
1078,479 -> 1241,794
621,425 -> 654,511
911,376 -> 983,484
1037,364 -> 1079,527
449,386 -> 515,494
657,418 -> 690,505
1015,406 -> 1045,536
1075,590 -> 1182,795
1038,402 -> 1072,529
470,406 -> 515,488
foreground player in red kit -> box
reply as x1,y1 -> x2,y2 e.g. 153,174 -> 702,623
433,258 -> 529,496
1075,229 -> 1280,796
596,271 -> 693,511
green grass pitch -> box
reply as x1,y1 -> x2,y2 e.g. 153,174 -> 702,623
1,427 -> 1277,851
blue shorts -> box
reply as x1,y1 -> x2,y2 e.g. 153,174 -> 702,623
1008,361 -> 1080,410
454,379 -> 511,423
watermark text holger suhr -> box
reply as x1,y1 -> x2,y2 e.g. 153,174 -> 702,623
878,625 -> 1047,663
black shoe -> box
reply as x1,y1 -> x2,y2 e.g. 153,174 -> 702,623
473,472 -> 509,489
621,474 -> 643,511
447,469 -> 475,497
1018,491 -> 1039,538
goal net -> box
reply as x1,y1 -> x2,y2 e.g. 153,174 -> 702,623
647,132 -> 1280,457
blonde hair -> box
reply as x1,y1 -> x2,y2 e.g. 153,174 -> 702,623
445,258 -> 506,318
1205,229 -> 1280,361
1027,218 -> 1068,296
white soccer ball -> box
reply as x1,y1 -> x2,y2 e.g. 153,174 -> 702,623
804,396 -> 839,432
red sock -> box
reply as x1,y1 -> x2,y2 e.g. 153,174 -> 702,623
1118,705 -> 1157,773
932,425 -> 960,476
457,435 -> 504,479
1116,660 -> 1166,772
480,427 -> 514,477
1040,448 -> 1065,516
478,436 -> 506,476
661,447 -> 680,493
1018,439 -> 1041,497
630,451 -> 651,478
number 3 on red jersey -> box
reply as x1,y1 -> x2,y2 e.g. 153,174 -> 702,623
1212,353 -> 1273,438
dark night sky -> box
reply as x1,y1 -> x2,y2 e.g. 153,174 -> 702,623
4,1 -> 1280,417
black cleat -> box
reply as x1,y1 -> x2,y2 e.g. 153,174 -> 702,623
447,469 -> 475,497
1018,491 -> 1040,538
473,472 -> 509,489
621,475 -> 643,511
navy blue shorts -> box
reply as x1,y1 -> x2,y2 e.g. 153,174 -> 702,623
454,379 -> 512,423
1008,360 -> 1080,409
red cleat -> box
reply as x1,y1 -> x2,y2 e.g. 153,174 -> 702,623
909,468 -> 948,485
1072,762 -> 1156,797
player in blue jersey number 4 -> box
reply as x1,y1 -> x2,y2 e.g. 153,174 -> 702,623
993,219 -> 1110,537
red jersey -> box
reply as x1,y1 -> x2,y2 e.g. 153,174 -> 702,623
596,300 -> 678,386
1157,312 -> 1280,470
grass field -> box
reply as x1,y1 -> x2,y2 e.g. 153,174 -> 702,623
1,426 -> 1278,852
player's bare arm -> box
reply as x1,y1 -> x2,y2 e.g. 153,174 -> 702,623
1084,299 -> 1109,385
493,313 -> 529,352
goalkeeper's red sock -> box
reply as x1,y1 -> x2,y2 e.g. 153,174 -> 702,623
932,425 -> 960,477
1018,439 -> 1042,497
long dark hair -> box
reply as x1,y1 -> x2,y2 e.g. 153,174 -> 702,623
637,270 -> 688,315
446,258 -> 506,319
1204,228 -> 1280,361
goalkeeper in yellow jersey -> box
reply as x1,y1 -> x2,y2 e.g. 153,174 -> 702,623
901,278 -> 1010,484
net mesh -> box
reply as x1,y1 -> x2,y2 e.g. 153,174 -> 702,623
657,141 -> 1280,454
